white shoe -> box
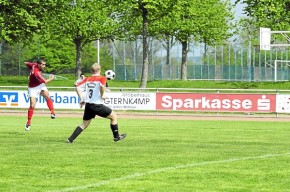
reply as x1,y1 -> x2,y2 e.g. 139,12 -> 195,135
25,124 -> 30,131
51,114 -> 56,119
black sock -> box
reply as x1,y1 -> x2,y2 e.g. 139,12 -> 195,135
68,126 -> 83,142
110,124 -> 119,138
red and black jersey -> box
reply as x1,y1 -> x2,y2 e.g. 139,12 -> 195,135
26,62 -> 46,88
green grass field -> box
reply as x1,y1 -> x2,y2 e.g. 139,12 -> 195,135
0,114 -> 289,192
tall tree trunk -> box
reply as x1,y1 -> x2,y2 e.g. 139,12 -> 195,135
74,38 -> 82,79
139,6 -> 149,88
181,41 -> 188,80
166,37 -> 171,65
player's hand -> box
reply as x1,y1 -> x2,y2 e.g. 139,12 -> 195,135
79,101 -> 85,108
102,96 -> 108,100
49,74 -> 55,80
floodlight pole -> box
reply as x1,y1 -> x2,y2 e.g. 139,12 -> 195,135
97,39 -> 100,64
274,60 -> 277,82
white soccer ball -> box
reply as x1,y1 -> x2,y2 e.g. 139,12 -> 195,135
105,70 -> 116,80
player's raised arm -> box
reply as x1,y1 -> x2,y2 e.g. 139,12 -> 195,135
25,62 -> 38,72
25,61 -> 37,72
24,61 -> 36,67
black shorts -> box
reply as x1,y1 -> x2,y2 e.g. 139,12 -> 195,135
83,103 -> 112,120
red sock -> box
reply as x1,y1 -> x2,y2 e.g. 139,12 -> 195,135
46,98 -> 55,114
27,107 -> 34,125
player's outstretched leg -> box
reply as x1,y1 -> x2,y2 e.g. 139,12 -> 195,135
107,111 -> 126,142
67,126 -> 83,143
25,107 -> 34,131
67,120 -> 91,143
111,124 -> 126,142
46,98 -> 56,119
41,91 -> 56,119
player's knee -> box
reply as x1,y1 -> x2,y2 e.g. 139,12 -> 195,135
41,91 -> 50,98
82,125 -> 88,129
30,103 -> 36,108
110,112 -> 117,120
44,95 -> 50,100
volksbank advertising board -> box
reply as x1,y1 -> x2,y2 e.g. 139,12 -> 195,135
0,91 -> 80,109
0,91 -> 157,110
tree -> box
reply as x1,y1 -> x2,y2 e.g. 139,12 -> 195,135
236,0 -> 290,52
0,1 -> 68,75
22,37 -> 76,74
0,0 -> 60,43
0,36 -> 100,75
113,0 -> 176,88
238,0 -> 290,30
161,36 -> 176,66
155,0 -> 233,80
45,0 -> 119,78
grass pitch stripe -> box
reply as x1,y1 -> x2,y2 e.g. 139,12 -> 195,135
49,152 -> 290,192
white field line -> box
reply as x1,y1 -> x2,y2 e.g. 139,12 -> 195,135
49,152 -> 290,192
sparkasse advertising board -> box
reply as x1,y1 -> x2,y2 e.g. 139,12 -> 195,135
156,93 -> 276,112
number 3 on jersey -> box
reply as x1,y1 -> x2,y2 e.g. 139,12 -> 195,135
89,89 -> 93,98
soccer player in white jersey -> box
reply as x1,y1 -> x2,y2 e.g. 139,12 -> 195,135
67,63 -> 126,143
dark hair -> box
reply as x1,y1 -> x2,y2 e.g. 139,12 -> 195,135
37,59 -> 46,64
80,73 -> 85,76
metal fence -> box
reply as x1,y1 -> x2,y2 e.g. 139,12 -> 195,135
2,39 -> 290,82
111,40 -> 290,82
114,63 -> 290,82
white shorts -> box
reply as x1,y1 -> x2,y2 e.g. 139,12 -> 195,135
28,83 -> 48,98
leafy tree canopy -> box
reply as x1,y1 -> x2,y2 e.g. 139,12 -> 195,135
112,0 -> 176,40
238,0 -> 290,30
45,0 -> 118,44
0,0 -> 60,43
21,36 -> 98,74
154,0 -> 234,44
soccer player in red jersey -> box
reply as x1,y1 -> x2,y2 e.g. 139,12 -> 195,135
25,59 -> 56,131
67,63 -> 126,143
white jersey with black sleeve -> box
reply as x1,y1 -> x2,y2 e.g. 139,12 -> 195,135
76,75 -> 107,104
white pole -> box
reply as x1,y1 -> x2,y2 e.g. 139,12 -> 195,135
112,40 -> 115,72
97,39 -> 100,63
123,41 -> 126,80
274,59 -> 277,82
